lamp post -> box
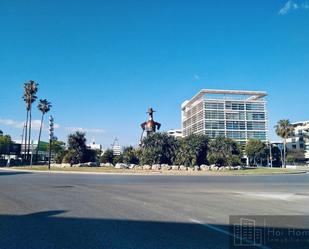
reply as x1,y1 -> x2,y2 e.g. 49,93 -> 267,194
268,141 -> 273,168
48,116 -> 54,171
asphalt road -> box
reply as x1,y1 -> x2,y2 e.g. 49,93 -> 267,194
0,169 -> 309,249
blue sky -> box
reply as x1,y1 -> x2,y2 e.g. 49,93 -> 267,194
0,0 -> 308,147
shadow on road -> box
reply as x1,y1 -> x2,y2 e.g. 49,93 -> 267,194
0,211 -> 308,249
0,171 -> 31,176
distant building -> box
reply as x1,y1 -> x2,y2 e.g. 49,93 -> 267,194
181,89 -> 268,146
13,140 -> 49,160
167,129 -> 183,138
286,121 -> 309,164
87,142 -> 102,151
113,145 -> 121,156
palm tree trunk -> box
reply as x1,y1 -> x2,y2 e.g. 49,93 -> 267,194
27,105 -> 32,161
283,139 -> 286,168
23,111 -> 29,163
35,113 -> 44,163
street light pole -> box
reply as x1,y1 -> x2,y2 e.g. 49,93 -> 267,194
269,141 -> 273,168
48,116 -> 54,171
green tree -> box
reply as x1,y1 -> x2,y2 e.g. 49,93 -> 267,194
0,135 -> 13,157
207,136 -> 242,166
48,140 -> 66,164
67,131 -> 87,164
275,119 -> 294,168
174,134 -> 209,167
122,146 -> 139,165
22,80 -> 39,161
100,149 -> 114,164
113,154 -> 124,164
140,133 -> 178,165
35,99 -> 52,162
245,139 -> 268,166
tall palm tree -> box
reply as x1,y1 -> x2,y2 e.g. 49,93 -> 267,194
22,81 -> 39,161
275,119 -> 294,168
35,99 -> 52,162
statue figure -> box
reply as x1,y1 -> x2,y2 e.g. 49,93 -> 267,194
140,108 -> 161,138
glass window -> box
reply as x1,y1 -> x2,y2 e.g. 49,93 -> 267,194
205,110 -> 225,120
246,112 -> 265,121
205,120 -> 225,130
247,131 -> 266,140
246,103 -> 265,111
226,121 -> 246,130
247,122 -> 266,130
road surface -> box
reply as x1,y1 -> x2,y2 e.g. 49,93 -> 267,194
0,169 -> 309,249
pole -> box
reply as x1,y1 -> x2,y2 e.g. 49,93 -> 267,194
269,141 -> 273,168
48,138 -> 51,170
48,115 -> 54,171
30,140 -> 33,167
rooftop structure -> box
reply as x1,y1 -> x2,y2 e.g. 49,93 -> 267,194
181,89 -> 268,146
167,129 -> 183,138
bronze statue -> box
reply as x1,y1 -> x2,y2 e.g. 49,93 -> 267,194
140,108 -> 161,139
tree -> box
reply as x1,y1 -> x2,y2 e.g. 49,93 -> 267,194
140,133 -> 178,165
113,154 -> 124,164
47,140 -> 66,164
207,136 -> 242,166
22,80 -> 39,161
100,149 -> 115,164
0,135 -> 13,157
286,149 -> 305,165
67,131 -> 87,164
174,134 -> 209,167
35,99 -> 52,162
275,119 -> 294,168
245,139 -> 268,166
122,146 -> 139,165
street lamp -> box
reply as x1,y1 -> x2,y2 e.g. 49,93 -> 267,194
48,116 -> 54,171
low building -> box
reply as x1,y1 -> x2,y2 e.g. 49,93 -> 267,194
286,121 -> 309,164
87,142 -> 102,151
167,129 -> 183,138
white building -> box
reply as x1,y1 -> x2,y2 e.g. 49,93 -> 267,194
286,121 -> 309,164
167,129 -> 183,138
181,89 -> 268,146
87,142 -> 102,151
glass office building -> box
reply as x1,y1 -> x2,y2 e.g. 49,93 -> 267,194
181,89 -> 268,146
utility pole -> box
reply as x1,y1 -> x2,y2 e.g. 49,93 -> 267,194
48,116 -> 54,171
268,141 -> 273,168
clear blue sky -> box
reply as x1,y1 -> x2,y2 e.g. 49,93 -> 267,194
0,0 -> 308,147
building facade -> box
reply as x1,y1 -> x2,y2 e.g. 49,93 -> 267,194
167,129 -> 183,138
286,121 -> 309,164
181,89 -> 268,146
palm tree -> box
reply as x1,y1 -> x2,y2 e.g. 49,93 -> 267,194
35,99 -> 52,162
275,119 -> 294,168
22,81 -> 39,161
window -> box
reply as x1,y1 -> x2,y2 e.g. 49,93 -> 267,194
226,121 -> 246,130
247,131 -> 266,140
226,131 -> 246,140
205,110 -> 225,119
247,122 -> 266,130
226,102 -> 245,110
246,103 -> 265,111
205,120 -> 225,130
205,102 -> 224,110
226,112 -> 245,120
246,112 -> 265,121
205,130 -> 225,138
